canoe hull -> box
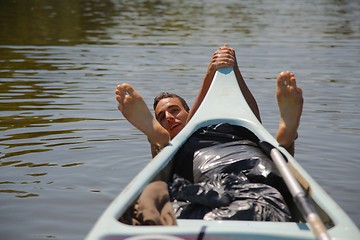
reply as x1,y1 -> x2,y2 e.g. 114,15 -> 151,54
86,68 -> 359,240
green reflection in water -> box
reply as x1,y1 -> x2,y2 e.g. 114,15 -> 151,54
0,149 -> 51,160
26,173 -> 47,177
14,162 -> 58,168
0,160 -> 22,167
0,181 -> 16,184
0,48 -> 59,73
0,0 -> 117,46
0,116 -> 100,131
2,130 -> 78,142
17,193 -> 39,198
61,162 -> 84,167
0,189 -> 40,198
3,141 -> 43,150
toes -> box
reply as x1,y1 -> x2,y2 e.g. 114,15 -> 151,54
118,83 -> 136,98
277,71 -> 296,87
115,85 -> 124,101
276,71 -> 288,87
115,83 -> 134,110
289,74 -> 297,87
120,82 -> 132,91
297,86 -> 303,95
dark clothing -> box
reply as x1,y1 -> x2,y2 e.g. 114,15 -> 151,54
169,123 -> 292,221
120,123 -> 293,225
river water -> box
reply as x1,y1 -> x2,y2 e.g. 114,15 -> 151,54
0,0 -> 359,239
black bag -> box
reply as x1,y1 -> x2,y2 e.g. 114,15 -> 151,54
169,123 -> 292,222
169,173 -> 291,221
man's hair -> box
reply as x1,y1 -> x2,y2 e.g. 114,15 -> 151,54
153,92 -> 190,112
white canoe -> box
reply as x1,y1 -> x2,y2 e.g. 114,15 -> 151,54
86,68 -> 359,240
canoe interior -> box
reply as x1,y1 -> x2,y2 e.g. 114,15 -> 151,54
118,122 -> 334,226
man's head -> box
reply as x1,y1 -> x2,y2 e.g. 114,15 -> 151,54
153,92 -> 190,139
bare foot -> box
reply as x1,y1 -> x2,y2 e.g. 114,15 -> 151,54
276,71 -> 303,150
115,83 -> 169,147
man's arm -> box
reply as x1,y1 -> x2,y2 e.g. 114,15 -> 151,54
187,45 -> 237,122
187,45 -> 261,123
233,65 -> 261,123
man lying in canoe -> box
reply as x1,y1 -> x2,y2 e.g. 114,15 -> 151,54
116,45 -> 302,157
115,45 -> 303,225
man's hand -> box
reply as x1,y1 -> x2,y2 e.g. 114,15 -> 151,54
208,44 -> 237,73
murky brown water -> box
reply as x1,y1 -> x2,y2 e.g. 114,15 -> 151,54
1,0 -> 359,239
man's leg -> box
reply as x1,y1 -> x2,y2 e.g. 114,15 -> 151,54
115,83 -> 169,149
275,71 -> 303,156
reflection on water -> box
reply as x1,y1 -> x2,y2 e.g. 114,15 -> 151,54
0,0 -> 118,46
1,0 -> 359,239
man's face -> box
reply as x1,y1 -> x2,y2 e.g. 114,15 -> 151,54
155,97 -> 189,139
